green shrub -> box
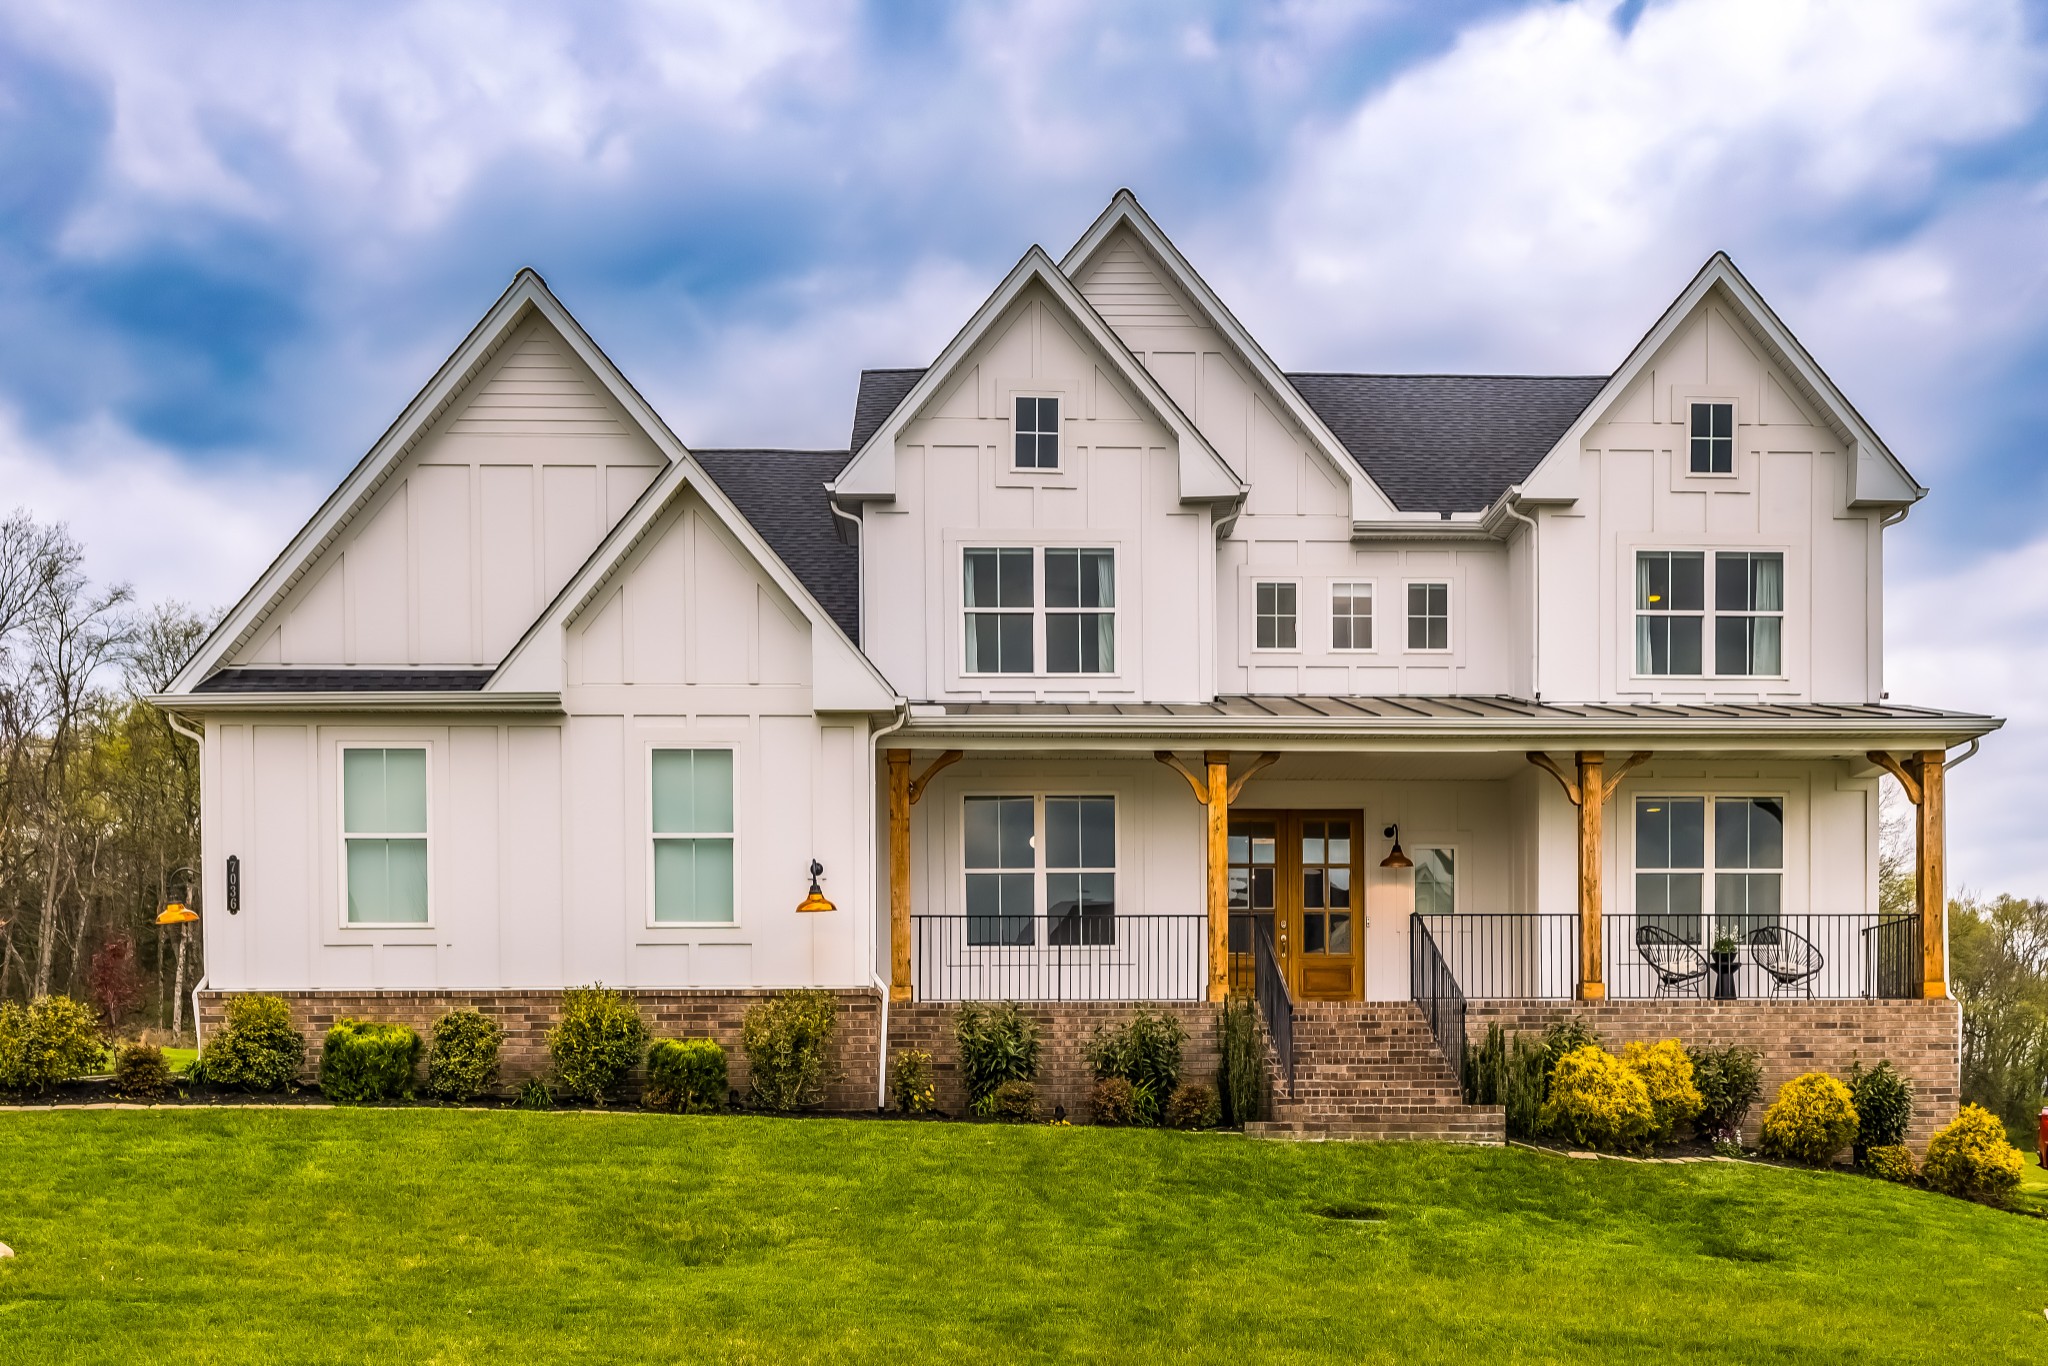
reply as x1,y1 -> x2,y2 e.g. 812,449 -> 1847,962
1540,1045 -> 1654,1152
111,1042 -> 174,1101
547,985 -> 649,1106
1619,1039 -> 1704,1145
890,1048 -> 937,1115
1218,996 -> 1268,1127
1091,1075 -> 1138,1125
515,1078 -> 554,1111
1540,1016 -> 1600,1081
954,1002 -> 1041,1106
0,995 -> 105,1095
427,1009 -> 503,1102
197,994 -> 305,1092
1688,1044 -> 1764,1140
645,1038 -> 727,1114
1759,1073 -> 1859,1165
1466,1023 -> 1547,1140
983,1078 -> 1039,1122
1165,1080 -> 1221,1130
1863,1144 -> 1919,1184
1847,1060 -> 1914,1155
319,1019 -> 422,1102
742,990 -> 837,1111
1083,1008 -> 1186,1125
1922,1104 -> 2023,1200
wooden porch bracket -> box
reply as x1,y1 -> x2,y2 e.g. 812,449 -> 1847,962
1156,750 -> 1279,1002
887,749 -> 964,1004
1526,750 -> 1651,1002
1868,749 -> 1948,999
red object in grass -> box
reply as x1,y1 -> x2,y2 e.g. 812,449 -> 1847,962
2038,1108 -> 2047,1166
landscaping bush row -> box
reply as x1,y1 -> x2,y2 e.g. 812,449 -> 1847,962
1470,1016 -> 2029,1207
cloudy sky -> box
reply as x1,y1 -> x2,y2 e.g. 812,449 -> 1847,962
2,0 -> 2043,895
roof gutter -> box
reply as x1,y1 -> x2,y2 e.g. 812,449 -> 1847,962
146,691 -> 565,714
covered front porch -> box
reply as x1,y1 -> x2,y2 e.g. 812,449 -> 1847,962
877,696 -> 1995,1022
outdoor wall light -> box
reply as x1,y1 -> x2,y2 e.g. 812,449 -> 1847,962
1379,824 -> 1413,870
796,859 -> 836,913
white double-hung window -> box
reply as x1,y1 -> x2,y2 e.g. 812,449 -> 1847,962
1635,550 -> 1782,677
1331,582 -> 1373,650
342,747 -> 429,924
651,749 -> 735,924
964,794 -> 1116,947
963,547 -> 1115,676
1634,795 -> 1783,940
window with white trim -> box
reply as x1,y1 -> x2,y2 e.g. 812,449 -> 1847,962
343,747 -> 429,924
1014,396 -> 1060,469
651,749 -> 735,923
1406,582 -> 1449,651
1634,795 -> 1783,941
963,547 -> 1116,676
964,794 -> 1116,947
1255,581 -> 1297,650
1634,550 -> 1782,677
1689,402 -> 1733,474
1331,582 -> 1373,650
1414,847 -> 1455,917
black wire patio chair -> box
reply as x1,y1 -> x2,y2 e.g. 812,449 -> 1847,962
1634,924 -> 1708,998
1747,925 -> 1823,998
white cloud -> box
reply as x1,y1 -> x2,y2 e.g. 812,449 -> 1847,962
0,405 -> 321,610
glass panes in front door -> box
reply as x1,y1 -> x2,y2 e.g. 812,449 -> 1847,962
1228,811 -> 1363,1000
1298,820 -> 1353,956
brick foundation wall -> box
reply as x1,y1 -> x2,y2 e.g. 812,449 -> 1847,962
886,1001 -> 1221,1118
1462,999 -> 1961,1147
196,989 -> 885,1112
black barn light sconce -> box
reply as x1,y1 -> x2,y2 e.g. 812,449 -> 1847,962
1380,824 -> 1413,870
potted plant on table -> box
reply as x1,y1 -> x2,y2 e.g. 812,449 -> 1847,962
1709,923 -> 1742,999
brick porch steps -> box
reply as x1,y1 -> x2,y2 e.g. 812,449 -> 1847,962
1247,1001 -> 1505,1145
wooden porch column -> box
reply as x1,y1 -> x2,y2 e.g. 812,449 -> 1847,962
1869,749 -> 1949,999
1156,750 -> 1278,1002
886,748 -> 962,1004
1529,750 -> 1651,1002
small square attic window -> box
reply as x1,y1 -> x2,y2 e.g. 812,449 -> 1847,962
1015,396 -> 1060,469
1689,402 -> 1733,474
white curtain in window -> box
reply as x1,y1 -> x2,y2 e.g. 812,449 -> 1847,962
1092,551 -> 1115,671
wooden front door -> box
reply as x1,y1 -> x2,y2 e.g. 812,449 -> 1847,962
1227,810 -> 1363,1001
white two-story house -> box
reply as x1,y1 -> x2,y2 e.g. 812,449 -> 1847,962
155,192 -> 1995,1133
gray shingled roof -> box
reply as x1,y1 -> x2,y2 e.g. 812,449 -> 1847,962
848,368 -> 1609,514
692,449 -> 858,639
195,668 -> 494,692
1288,374 -> 1608,513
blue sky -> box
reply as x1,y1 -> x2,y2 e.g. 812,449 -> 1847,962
2,0 -> 2044,894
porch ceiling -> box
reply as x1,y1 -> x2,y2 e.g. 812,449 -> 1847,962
897,694 -> 2001,756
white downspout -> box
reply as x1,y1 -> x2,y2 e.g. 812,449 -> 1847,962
164,710 -> 210,1049
867,704 -> 910,1109
1500,494 -> 1541,700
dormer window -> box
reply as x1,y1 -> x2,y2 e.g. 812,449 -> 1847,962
1015,396 -> 1060,469
1689,402 -> 1733,474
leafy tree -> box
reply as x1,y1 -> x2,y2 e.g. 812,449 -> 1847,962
1951,893 -> 2048,1138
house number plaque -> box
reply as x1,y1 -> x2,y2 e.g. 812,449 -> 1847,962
227,855 -> 241,914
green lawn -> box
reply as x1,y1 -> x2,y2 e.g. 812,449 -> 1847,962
3,1111 -> 2045,1364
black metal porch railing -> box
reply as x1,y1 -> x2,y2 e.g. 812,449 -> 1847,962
1411,913 -> 1582,1000
910,913 -> 1206,1002
1410,914 -> 1467,1088
1251,915 -> 1295,1098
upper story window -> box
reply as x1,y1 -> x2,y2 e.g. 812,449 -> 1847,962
1689,402 -> 1733,474
342,747 -> 429,925
964,547 -> 1115,676
1014,396 -> 1060,470
1254,581 -> 1297,650
650,748 -> 736,924
1331,582 -> 1373,650
1635,550 -> 1782,678
1407,582 -> 1449,651
1045,548 -> 1115,673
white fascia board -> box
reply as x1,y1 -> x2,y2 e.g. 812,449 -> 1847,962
165,272 -> 563,695
1518,254 -> 1927,508
1059,191 -> 1400,526
487,452 -> 898,711
827,245 -> 1245,507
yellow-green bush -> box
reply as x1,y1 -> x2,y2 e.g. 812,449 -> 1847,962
1618,1039 -> 1704,1144
1862,1144 -> 1918,1184
890,1048 -> 937,1115
1539,1045 -> 1654,1152
1922,1104 -> 2023,1201
1758,1073 -> 1858,1165
0,995 -> 105,1095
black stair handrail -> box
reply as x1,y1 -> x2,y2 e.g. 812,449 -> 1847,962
1251,916 -> 1295,1098
1410,912 -> 1468,1094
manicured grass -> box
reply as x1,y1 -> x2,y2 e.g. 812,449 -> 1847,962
3,1111 -> 2045,1364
